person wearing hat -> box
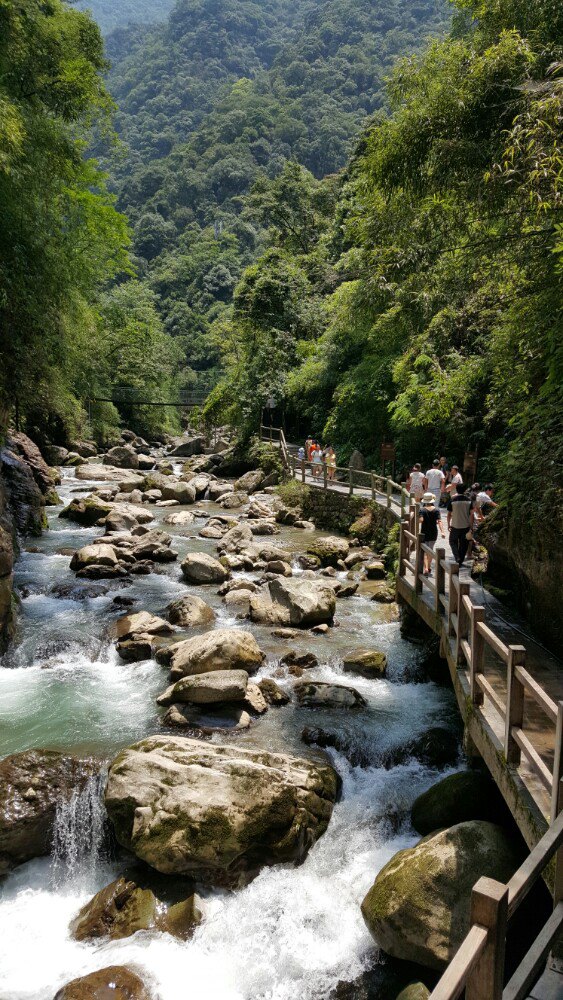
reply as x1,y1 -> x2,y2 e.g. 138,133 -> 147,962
419,492 -> 445,575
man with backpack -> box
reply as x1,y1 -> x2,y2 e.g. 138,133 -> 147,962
447,482 -> 475,567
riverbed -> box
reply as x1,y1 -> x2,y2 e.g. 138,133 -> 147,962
0,467 -> 460,1000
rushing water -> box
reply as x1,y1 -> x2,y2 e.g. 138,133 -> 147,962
0,468 -> 460,999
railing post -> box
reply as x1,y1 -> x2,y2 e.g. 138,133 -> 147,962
291,455 -> 296,479
551,703 -> 563,824
301,460 -> 306,485
371,472 -> 375,501
447,565 -> 460,636
323,462 -> 327,491
349,468 -> 354,496
504,645 -> 526,767
415,534 -> 424,594
399,520 -> 408,578
469,605 -> 486,706
455,581 -> 471,665
401,483 -> 407,517
386,477 -> 392,509
466,877 -> 508,1000
435,547 -> 445,615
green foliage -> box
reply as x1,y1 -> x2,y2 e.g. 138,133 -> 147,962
276,478 -> 309,509
246,438 -> 284,478
77,0 -> 176,34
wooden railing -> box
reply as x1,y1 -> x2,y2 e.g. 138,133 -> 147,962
259,426 -> 411,515
399,504 -> 563,824
429,803 -> 563,1000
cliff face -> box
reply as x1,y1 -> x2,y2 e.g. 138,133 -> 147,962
479,510 -> 563,653
0,432 -> 60,651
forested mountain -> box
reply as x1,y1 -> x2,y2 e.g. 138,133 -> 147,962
76,0 -> 176,34
100,0 -> 450,385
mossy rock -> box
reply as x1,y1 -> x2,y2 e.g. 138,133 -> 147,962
361,821 -> 523,970
342,650 -> 387,678
70,877 -> 158,941
396,984 -> 430,1000
411,770 -> 511,835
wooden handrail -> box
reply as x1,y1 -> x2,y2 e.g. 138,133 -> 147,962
429,924 -> 489,1000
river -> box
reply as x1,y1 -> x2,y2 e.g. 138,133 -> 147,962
0,467 -> 460,999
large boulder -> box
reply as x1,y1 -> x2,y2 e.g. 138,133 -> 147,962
268,577 -> 336,627
104,445 -> 139,470
157,669 -> 249,706
114,611 -> 173,641
54,966 -> 150,1000
59,496 -> 113,526
166,594 -> 215,628
9,431 -> 57,495
342,650 -> 387,678
181,552 -> 229,584
411,771 -> 511,836
168,628 -> 264,679
361,821 -> 522,970
219,522 -> 253,552
0,750 -> 97,874
105,736 -> 339,886
306,535 -> 349,567
161,480 -> 196,504
75,465 -> 145,488
294,681 -> 367,709
234,469 -> 265,494
207,482 -> 234,502
169,436 -> 206,457
70,544 -> 117,571
69,876 -> 202,942
0,445 -> 47,535
43,444 -> 69,466
69,440 -> 98,458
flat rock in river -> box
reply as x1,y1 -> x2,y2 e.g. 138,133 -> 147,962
105,736 -> 339,885
75,464 -> 145,488
157,669 -> 249,706
166,594 -> 215,628
294,680 -> 367,709
181,552 -> 229,584
168,628 -> 264,679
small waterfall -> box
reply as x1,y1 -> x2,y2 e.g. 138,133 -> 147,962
52,768 -> 110,881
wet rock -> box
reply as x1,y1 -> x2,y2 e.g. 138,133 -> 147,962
181,552 -> 229,584
43,444 -> 69,465
311,623 -> 330,634
157,669 -> 249,706
162,510 -> 194,525
244,682 -> 268,715
220,491 -> 249,509
114,612 -> 174,641
384,727 -> 460,769
137,455 -> 155,471
163,702 -> 251,733
199,524 -> 223,539
218,522 -> 253,552
250,520 -> 278,535
69,440 -> 98,459
169,436 -> 206,457
0,445 -> 48,535
207,482 -> 234,502
365,561 -> 386,580
116,636 -> 154,662
53,965 -> 151,1000
258,678 -> 290,706
361,821 -> 523,970
396,985 -> 430,1000
161,480 -> 196,504
271,628 -> 301,639
411,771 -> 511,835
342,650 -> 387,678
280,651 -> 318,670
70,877 -> 160,941
234,469 -> 265,494
166,594 -> 215,628
295,681 -> 367,709
261,577 -> 336,628
224,589 -> 253,615
168,628 -> 264,679
76,465 -> 146,488
104,445 -> 139,470
301,727 -> 372,768
370,583 -> 396,603
306,535 -> 349,567
105,736 -> 339,886
0,750 -> 98,874
50,581 -> 110,601
70,544 -> 117,571
267,559 -> 292,576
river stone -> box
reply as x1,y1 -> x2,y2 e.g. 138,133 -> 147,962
268,577 -> 336,627
396,985 -> 430,1000
114,611 -> 173,641
116,636 -> 154,663
161,480 -> 196,504
224,588 -> 253,615
258,678 -> 290,706
234,469 -> 264,494
105,736 -> 339,885
207,482 -> 234,501
220,491 -> 248,509
366,560 -> 386,580
59,496 -> 113,526
166,594 -> 215,628
157,669 -> 249,706
361,821 -> 522,970
70,544 -> 117,570
219,522 -> 253,552
53,966 -> 150,1000
168,628 -> 264,679
342,650 -> 387,678
104,445 -> 139,470
163,702 -> 251,732
295,681 -> 367,709
244,682 -> 268,715
411,771 -> 510,835
162,509 -> 194,525
0,750 -> 98,874
384,727 -> 460,769
70,877 -> 159,941
306,535 -> 349,567
75,465 -> 145,488
181,552 -> 230,584
169,435 -> 206,457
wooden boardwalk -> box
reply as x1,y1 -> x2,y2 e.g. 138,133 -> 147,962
263,427 -> 563,1000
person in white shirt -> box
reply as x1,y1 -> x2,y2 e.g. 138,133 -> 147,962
425,459 -> 445,506
407,463 -> 426,500
476,484 -> 497,518
446,465 -> 463,495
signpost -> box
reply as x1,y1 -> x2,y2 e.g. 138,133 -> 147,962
380,441 -> 396,480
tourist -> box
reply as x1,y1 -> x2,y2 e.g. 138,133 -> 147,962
324,445 -> 336,480
438,456 -> 450,505
297,446 -> 305,464
446,464 -> 463,495
305,435 -> 314,461
447,482 -> 474,567
425,459 -> 445,506
476,484 -> 497,517
419,492 -> 445,575
407,463 -> 426,501
311,442 -> 323,477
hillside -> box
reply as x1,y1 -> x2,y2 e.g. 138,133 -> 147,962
76,0 -> 176,33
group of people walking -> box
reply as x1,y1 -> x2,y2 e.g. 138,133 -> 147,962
407,459 -> 497,572
298,437 -> 337,480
